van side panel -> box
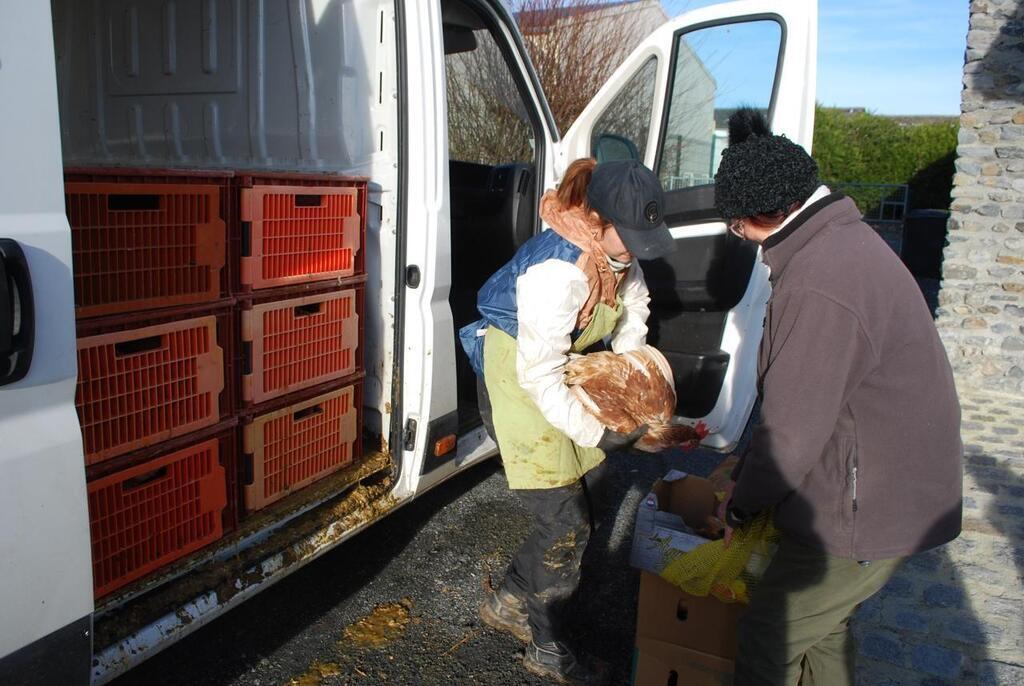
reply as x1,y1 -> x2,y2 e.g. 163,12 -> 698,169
0,618 -> 91,686
0,1 -> 93,680
54,0 -> 379,173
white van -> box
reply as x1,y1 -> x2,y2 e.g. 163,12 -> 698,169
0,0 -> 816,683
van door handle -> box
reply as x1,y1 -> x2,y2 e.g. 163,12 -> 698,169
0,239 -> 34,387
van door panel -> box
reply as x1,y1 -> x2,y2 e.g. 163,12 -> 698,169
412,0 -> 562,492
641,231 -> 757,417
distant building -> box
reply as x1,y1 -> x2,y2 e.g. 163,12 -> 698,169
659,39 -> 718,189
522,2 -> 722,187
517,1 -> 673,163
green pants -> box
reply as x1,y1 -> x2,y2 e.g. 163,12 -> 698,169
735,537 -> 903,686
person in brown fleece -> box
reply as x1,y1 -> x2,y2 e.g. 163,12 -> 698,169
713,108 -> 963,685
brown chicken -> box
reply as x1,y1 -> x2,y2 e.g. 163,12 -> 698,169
564,345 -> 709,452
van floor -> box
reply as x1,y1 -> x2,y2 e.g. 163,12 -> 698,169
94,447 -> 394,650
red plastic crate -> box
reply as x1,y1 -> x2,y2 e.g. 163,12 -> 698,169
241,287 -> 361,403
88,436 -> 227,598
84,422 -> 242,539
242,383 -> 359,511
240,184 -> 362,289
65,182 -> 226,318
76,316 -> 225,465
65,168 -> 237,295
232,172 -> 367,293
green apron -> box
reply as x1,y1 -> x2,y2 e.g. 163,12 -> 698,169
483,300 -> 623,490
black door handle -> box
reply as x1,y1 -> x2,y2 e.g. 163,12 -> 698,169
0,239 -> 34,387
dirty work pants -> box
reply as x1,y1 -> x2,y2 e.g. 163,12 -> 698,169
735,536 -> 903,686
500,461 -> 609,646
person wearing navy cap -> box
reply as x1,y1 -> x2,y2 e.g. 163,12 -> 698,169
459,157 -> 674,684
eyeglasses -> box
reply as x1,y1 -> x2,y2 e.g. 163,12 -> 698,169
728,209 -> 791,239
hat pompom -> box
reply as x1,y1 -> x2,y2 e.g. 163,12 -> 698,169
728,107 -> 772,146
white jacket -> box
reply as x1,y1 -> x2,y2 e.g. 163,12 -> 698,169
515,258 -> 650,448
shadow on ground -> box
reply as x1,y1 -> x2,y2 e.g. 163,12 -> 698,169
854,447 -> 1023,684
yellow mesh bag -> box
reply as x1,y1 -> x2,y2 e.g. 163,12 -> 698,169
659,510 -> 779,604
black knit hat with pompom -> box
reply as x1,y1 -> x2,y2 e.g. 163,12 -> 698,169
714,108 -> 819,220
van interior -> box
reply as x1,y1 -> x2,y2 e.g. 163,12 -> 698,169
48,0 -> 411,657
46,1 -> 542,640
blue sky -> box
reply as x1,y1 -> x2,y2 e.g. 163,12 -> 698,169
661,0 -> 968,115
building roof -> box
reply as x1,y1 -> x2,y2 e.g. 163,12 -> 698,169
517,0 -> 666,35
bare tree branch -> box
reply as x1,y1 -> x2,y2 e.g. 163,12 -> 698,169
517,0 -> 659,132
445,1 -> 661,165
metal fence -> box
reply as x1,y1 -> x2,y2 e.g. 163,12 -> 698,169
663,173 -> 714,191
830,182 -> 910,255
830,182 -> 910,221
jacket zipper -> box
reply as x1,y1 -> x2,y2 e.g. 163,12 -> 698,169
851,465 -> 859,513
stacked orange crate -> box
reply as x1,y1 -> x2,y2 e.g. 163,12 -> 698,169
64,181 -> 226,316
87,434 -> 233,599
234,173 -> 367,514
76,312 -> 227,464
241,376 -> 363,511
65,169 -> 238,600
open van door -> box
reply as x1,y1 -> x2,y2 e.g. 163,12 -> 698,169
559,0 -> 818,450
407,0 -> 564,494
0,3 -> 93,683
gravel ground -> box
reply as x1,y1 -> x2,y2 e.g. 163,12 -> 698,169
111,445 -> 725,686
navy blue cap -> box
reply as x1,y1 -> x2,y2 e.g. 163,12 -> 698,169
586,160 -> 676,260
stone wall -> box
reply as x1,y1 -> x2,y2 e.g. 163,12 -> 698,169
938,0 -> 1024,394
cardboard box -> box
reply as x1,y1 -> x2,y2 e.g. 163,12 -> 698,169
630,470 -> 717,576
633,637 -> 734,686
631,471 -> 747,660
637,571 -> 746,659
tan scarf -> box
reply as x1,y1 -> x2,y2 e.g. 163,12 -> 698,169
539,190 -> 625,330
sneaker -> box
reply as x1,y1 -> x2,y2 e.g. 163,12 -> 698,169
522,640 -> 609,685
479,587 -> 532,643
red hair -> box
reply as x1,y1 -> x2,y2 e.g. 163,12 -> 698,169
556,158 -> 597,212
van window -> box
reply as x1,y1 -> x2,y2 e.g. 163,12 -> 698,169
656,19 -> 783,190
445,28 -> 534,165
590,57 -> 658,163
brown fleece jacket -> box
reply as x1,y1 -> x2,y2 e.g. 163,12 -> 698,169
731,193 -> 963,560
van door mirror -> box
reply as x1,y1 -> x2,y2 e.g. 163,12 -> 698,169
593,134 -> 640,163
443,26 -> 478,55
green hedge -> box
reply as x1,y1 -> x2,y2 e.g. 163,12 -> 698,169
812,106 -> 959,212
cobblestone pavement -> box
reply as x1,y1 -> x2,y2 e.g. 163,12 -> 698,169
853,386 -> 1024,685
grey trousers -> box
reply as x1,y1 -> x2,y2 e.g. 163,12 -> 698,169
501,461 -> 609,646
